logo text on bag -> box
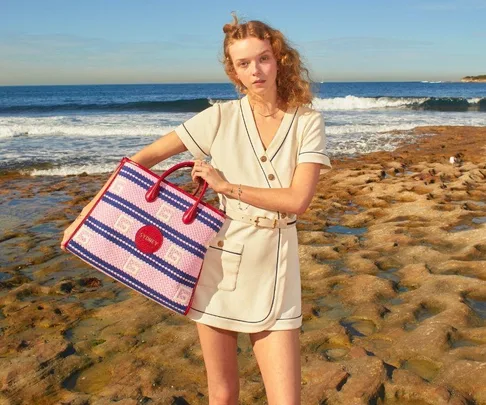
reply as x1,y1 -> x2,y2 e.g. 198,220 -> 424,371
135,225 -> 163,254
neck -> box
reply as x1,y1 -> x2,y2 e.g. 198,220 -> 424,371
248,90 -> 279,115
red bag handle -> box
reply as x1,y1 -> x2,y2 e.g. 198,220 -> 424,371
145,161 -> 208,225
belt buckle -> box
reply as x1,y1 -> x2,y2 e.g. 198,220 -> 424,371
254,216 -> 266,228
254,216 -> 278,229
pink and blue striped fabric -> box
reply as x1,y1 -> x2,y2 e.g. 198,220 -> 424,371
66,158 -> 226,315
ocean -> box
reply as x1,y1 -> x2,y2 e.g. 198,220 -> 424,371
1,82 -> 485,176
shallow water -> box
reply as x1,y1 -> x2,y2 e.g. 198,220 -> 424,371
401,358 -> 441,382
464,297 -> 486,320
472,216 -> 486,224
340,318 -> 377,338
325,224 -> 367,235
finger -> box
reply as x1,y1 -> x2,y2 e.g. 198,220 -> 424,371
191,164 -> 202,178
60,236 -> 68,248
193,166 -> 205,175
63,224 -> 76,235
193,170 -> 206,183
192,171 -> 202,182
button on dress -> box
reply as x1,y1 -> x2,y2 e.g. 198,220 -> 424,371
174,96 -> 332,333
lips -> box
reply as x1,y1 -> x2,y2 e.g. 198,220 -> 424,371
253,79 -> 266,84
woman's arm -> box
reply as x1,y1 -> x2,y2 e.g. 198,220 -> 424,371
193,161 -> 328,215
61,131 -> 187,251
81,131 -> 186,214
129,130 -> 187,168
224,163 -> 324,215
86,131 -> 186,211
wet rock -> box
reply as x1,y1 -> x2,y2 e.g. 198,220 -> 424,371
344,254 -> 379,274
324,355 -> 387,404
0,275 -> 31,289
337,275 -> 396,306
50,280 -> 76,295
435,360 -> 486,404
386,322 -> 460,365
302,360 -> 349,404
385,369 -> 467,404
78,277 -> 102,288
2,126 -> 486,403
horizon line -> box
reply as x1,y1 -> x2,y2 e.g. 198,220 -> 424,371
0,79 -> 466,87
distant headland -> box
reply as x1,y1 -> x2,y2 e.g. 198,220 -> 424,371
461,75 -> 486,82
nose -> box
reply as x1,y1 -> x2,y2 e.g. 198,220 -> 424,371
250,60 -> 262,76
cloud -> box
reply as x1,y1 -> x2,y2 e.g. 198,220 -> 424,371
0,33 -> 217,67
0,32 -> 223,84
0,33 -> 223,84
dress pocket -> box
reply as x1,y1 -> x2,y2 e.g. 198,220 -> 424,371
198,238 -> 244,291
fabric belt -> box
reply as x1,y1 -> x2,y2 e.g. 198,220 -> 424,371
224,207 -> 297,229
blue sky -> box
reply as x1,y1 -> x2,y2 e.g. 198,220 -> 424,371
1,0 -> 485,85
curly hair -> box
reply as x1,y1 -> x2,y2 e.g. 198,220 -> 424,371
222,14 -> 314,110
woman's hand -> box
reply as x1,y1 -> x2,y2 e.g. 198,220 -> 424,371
191,160 -> 228,193
60,213 -> 86,252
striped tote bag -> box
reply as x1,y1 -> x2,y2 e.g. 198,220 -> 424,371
65,157 -> 226,315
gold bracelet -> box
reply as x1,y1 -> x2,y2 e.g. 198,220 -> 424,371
237,184 -> 242,210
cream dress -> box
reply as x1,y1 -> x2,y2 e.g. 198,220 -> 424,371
174,95 -> 331,333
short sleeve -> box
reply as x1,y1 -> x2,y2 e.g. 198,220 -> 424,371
174,103 -> 221,159
297,112 -> 332,174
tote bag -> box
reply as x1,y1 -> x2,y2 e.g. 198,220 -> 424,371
65,157 -> 226,315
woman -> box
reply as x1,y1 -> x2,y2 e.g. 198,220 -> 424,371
62,15 -> 331,405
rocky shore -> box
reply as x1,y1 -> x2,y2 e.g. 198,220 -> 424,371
1,126 -> 486,404
461,75 -> 486,83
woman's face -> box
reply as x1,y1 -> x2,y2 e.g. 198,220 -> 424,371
228,37 -> 278,97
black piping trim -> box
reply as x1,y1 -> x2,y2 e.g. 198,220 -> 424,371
191,228 -> 281,324
286,220 -> 297,226
240,99 -> 272,188
208,246 -> 241,255
299,151 -> 330,157
270,108 -> 298,162
190,99 -> 285,324
276,313 -> 302,320
182,123 -> 208,157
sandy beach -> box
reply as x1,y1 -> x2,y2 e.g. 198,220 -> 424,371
1,125 -> 486,405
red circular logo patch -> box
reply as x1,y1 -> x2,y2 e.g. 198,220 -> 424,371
135,225 -> 163,254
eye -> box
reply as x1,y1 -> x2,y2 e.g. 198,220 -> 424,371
260,55 -> 270,61
238,61 -> 248,68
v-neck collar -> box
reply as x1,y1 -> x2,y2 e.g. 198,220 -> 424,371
240,95 -> 297,161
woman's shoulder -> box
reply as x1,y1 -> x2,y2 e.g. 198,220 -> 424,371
212,99 -> 241,116
296,104 -> 323,123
